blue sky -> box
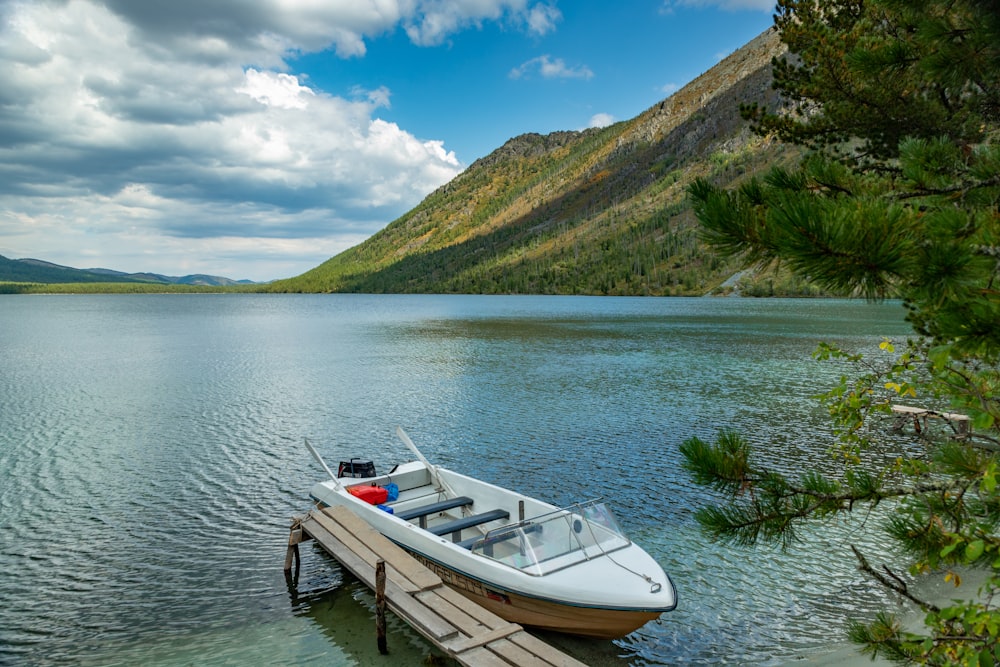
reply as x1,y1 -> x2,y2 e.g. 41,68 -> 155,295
0,0 -> 773,282
292,2 -> 773,163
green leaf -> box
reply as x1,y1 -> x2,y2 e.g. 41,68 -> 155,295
940,605 -> 961,621
973,412 -> 996,431
927,344 -> 952,369
966,540 -> 986,562
983,464 -> 998,493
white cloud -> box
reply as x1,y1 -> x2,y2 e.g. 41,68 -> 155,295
588,113 -> 614,128
509,55 -> 594,80
526,3 -> 562,36
661,0 -> 775,11
661,82 -> 680,95
238,70 -> 315,110
402,1 -> 562,46
2,0 -> 559,281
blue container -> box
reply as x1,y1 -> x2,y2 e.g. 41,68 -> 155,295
377,504 -> 394,514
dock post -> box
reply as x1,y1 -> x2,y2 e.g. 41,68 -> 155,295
376,559 -> 388,654
284,520 -> 302,574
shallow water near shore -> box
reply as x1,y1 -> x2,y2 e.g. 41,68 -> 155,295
0,294 -> 923,665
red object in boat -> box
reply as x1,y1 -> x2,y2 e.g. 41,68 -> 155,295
348,485 -> 388,505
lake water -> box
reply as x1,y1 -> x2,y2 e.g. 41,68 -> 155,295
0,294 -> 917,666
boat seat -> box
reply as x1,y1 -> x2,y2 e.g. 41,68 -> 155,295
430,509 -> 510,542
457,522 -> 542,550
396,496 -> 473,529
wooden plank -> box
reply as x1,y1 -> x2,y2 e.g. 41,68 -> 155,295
455,646 -> 515,667
508,633 -> 589,667
446,624 -> 522,654
433,585 -> 511,628
384,586 -> 459,642
485,637 -> 544,666
320,506 -> 442,591
416,589 -> 490,636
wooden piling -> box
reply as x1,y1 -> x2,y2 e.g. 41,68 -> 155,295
376,559 -> 388,654
285,519 -> 303,578
284,521 -> 302,573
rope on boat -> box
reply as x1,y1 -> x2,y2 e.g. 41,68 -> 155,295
605,553 -> 662,593
578,509 -> 663,594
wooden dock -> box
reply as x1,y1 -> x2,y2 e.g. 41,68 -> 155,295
891,404 -> 970,437
286,505 -> 587,667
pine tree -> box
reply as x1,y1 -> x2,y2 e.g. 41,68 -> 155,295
683,1 -> 1000,663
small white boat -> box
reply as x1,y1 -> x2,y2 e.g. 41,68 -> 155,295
306,428 -> 677,639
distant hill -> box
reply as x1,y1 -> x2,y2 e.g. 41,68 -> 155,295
0,255 -> 252,287
268,28 -> 812,296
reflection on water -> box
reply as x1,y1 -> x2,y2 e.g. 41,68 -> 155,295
0,295 -> 915,665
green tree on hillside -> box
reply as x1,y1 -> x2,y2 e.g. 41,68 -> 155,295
683,1 -> 1000,663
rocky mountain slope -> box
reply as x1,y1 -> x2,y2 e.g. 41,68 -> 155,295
270,28 -> 804,296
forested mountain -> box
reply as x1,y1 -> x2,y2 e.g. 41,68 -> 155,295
269,28 -> 809,296
0,254 -> 250,287
0,255 -> 134,285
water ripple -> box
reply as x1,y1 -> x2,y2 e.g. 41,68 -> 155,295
0,295 -> 915,666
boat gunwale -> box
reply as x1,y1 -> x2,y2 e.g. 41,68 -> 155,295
309,487 -> 678,614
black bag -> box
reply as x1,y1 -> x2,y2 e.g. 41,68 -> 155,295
337,458 -> 376,478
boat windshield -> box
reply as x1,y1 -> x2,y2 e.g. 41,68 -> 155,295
465,500 -> 631,576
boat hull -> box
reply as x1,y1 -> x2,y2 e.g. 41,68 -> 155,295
408,550 -> 662,639
309,456 -> 676,639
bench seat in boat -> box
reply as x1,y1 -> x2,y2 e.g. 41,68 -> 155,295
430,509 -> 510,542
396,496 -> 473,528
456,521 -> 542,550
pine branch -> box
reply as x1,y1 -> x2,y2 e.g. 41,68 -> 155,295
893,172 -> 1000,200
851,544 -> 941,613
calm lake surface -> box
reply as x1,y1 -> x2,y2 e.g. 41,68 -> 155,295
0,294 -> 917,666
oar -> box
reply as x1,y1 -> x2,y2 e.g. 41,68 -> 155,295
305,437 -> 342,490
395,426 -> 457,498
396,426 -> 433,471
